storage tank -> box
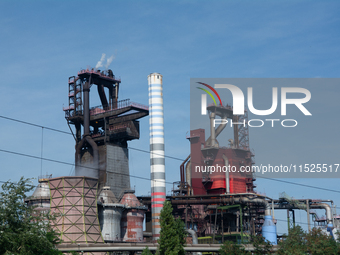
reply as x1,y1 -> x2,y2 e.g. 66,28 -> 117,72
262,215 -> 277,244
98,187 -> 124,242
26,177 -> 50,215
120,191 -> 147,242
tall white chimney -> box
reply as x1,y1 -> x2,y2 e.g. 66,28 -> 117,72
148,73 -> 166,240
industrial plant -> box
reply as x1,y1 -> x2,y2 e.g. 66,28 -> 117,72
26,68 -> 339,253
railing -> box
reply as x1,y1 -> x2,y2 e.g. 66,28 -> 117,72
64,99 -> 148,118
64,110 -> 83,118
130,102 -> 149,111
89,99 -> 149,116
207,102 -> 233,110
38,174 -> 53,180
63,105 -> 74,111
90,122 -> 138,139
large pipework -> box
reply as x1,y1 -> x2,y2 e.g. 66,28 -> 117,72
186,161 -> 192,189
209,112 -> 218,147
185,229 -> 202,255
83,80 -> 90,135
237,197 -> 276,244
205,114 -> 227,146
222,154 -> 229,194
168,195 -> 277,244
310,203 -> 332,223
180,155 -> 190,184
97,84 -> 109,110
75,76 -> 100,178
148,73 -> 166,241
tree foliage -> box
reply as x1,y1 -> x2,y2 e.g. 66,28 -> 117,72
278,226 -> 307,255
306,228 -> 338,255
141,246 -> 153,255
219,240 -> 249,255
0,177 -> 62,255
252,235 -> 273,255
157,200 -> 186,255
278,225 -> 339,255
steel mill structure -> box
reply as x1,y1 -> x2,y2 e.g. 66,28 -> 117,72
63,68 -> 149,198
24,69 -> 340,253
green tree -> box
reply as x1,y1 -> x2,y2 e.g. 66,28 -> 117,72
0,177 -> 62,255
305,228 -> 338,255
278,225 -> 340,255
142,246 -> 153,255
157,200 -> 186,255
252,235 -> 273,255
278,225 -> 307,255
219,240 -> 249,255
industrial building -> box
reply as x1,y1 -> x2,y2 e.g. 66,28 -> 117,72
26,68 -> 339,253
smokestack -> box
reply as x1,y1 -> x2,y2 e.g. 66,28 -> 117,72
148,73 -> 166,241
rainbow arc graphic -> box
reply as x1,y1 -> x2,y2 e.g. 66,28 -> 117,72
196,82 -> 222,106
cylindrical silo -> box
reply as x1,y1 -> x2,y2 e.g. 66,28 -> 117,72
120,192 -> 146,242
148,73 -> 166,240
98,187 -> 124,242
262,215 -> 277,244
26,177 -> 50,215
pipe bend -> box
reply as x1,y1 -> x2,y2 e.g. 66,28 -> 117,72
238,197 -> 271,216
185,229 -> 202,255
310,203 -> 332,223
75,137 -> 86,166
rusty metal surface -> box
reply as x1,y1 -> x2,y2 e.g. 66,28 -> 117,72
120,192 -> 145,242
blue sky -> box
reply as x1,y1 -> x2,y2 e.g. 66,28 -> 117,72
0,0 -> 339,235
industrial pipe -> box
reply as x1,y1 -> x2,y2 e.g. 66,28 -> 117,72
222,154 -> 229,194
180,155 -> 190,183
209,112 -> 217,147
186,160 -> 192,193
166,196 -> 272,216
83,77 -> 91,136
185,229 -> 202,255
236,197 -> 276,244
238,197 -> 271,216
57,243 -> 281,253
97,84 -> 109,110
75,75 -> 100,178
168,196 -> 277,244
310,203 -> 332,223
75,134 -> 100,178
205,114 -> 227,146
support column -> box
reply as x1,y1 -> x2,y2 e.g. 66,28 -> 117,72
306,199 -> 311,233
